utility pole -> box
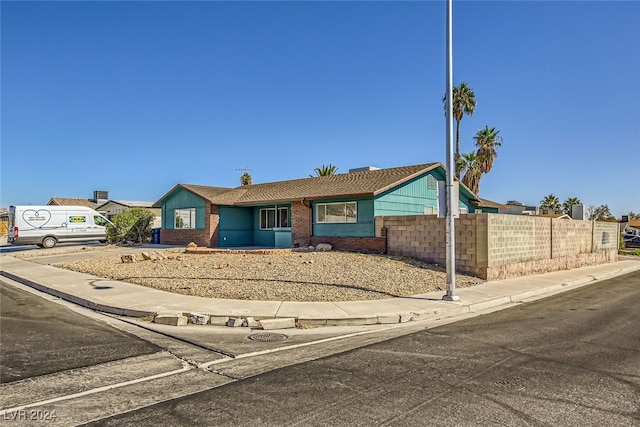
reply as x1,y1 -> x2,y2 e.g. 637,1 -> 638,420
443,0 -> 459,302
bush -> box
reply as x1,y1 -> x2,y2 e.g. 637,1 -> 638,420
107,208 -> 155,244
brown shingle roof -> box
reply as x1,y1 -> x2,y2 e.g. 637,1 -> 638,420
47,197 -> 98,209
153,184 -> 235,207
232,163 -> 441,205
154,163 -> 474,207
471,197 -> 506,209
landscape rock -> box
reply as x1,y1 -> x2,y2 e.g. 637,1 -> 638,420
315,243 -> 332,252
188,313 -> 209,325
120,254 -> 137,263
141,252 -> 152,261
243,317 -> 261,328
186,242 -> 197,249
226,317 -> 244,327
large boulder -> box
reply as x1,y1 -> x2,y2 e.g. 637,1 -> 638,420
315,243 -> 332,252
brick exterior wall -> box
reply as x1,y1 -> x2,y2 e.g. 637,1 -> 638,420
310,236 -> 386,253
379,214 -> 619,281
208,205 -> 220,247
291,201 -> 312,248
160,204 -> 220,248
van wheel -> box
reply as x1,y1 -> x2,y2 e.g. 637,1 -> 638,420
42,237 -> 57,248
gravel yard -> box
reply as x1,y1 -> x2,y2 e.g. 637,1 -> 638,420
49,248 -> 484,302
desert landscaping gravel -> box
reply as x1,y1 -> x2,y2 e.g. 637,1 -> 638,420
46,247 -> 484,302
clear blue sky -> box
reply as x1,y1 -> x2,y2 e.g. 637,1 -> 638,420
2,1 -> 639,217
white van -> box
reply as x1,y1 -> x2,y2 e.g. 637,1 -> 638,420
8,205 -> 112,248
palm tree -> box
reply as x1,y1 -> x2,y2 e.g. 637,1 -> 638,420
540,194 -> 561,211
562,197 -> 582,216
458,151 -> 481,194
240,172 -> 252,186
443,82 -> 476,177
311,164 -> 338,177
474,126 -> 502,174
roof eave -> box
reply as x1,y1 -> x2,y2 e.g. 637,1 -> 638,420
233,192 -> 375,206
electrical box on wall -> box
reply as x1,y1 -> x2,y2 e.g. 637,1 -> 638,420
438,181 -> 459,219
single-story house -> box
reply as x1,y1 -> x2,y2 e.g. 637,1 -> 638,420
48,197 -> 99,209
96,200 -> 162,228
153,162 -> 488,250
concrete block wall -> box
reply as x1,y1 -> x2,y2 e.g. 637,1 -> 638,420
593,221 -> 619,251
380,214 -> 484,273
487,215 -> 542,265
551,219 -> 592,258
380,213 -> 619,281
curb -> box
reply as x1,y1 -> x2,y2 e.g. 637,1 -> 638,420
2,261 -> 640,328
0,271 -> 155,318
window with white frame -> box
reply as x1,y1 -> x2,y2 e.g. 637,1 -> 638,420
175,208 -> 196,229
316,202 -> 357,223
278,207 -> 290,227
260,208 -> 276,229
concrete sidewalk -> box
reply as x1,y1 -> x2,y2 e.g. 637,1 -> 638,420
2,255 -> 639,327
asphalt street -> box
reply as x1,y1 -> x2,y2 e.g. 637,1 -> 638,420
0,282 -> 161,383
87,271 -> 640,427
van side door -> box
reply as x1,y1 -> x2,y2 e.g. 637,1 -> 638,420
66,210 -> 91,238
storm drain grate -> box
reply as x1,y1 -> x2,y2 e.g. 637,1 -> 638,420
247,332 -> 289,342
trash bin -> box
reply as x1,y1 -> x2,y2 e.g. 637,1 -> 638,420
152,228 -> 160,244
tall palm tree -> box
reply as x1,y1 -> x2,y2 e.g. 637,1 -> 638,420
443,82 -> 476,178
474,126 -> 502,174
459,151 -> 481,194
311,164 -> 338,177
562,197 -> 582,216
540,194 -> 561,211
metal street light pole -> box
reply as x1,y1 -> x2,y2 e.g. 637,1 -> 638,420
443,0 -> 459,302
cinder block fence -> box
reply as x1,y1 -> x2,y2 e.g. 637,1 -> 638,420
377,214 -> 619,281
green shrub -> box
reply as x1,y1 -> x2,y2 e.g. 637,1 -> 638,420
107,208 -> 155,244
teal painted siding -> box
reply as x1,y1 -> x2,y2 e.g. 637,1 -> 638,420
274,228 -> 292,248
161,188 -> 206,230
218,206 -> 253,247
374,174 -> 438,216
374,171 -> 476,216
252,204 -> 291,247
312,198 -> 374,237
219,204 -> 292,247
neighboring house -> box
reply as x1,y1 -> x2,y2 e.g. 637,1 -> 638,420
532,213 -> 572,220
154,163 -> 487,249
96,200 -> 162,228
47,197 -> 99,209
473,198 -> 505,214
501,201 -> 538,215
